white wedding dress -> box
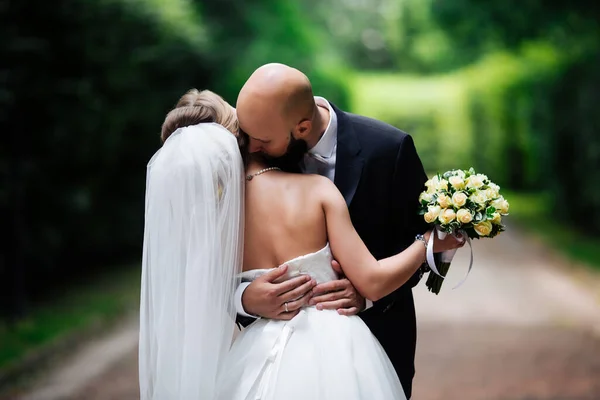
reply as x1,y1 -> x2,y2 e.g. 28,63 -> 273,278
217,244 -> 407,400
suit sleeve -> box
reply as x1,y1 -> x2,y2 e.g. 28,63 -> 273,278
234,283 -> 258,328
390,134 -> 436,288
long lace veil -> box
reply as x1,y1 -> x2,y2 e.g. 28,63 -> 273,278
138,123 -> 244,399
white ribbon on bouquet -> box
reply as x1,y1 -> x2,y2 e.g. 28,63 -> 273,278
426,228 -> 474,290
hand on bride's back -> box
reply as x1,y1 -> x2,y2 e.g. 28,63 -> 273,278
427,230 -> 466,253
242,265 -> 317,320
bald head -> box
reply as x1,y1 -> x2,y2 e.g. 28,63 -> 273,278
238,63 -> 315,121
236,64 -> 317,157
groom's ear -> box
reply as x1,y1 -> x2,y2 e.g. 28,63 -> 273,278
292,119 -> 312,140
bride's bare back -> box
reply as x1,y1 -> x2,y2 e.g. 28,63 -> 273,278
243,162 -> 462,300
243,169 -> 328,271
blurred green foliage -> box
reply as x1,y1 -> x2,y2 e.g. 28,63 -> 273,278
0,265 -> 140,372
0,0 -> 348,320
2,0 -> 599,327
347,0 -> 600,235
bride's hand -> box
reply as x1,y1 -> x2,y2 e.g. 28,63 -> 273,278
425,230 -> 465,253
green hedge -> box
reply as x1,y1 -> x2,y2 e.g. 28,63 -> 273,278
546,53 -> 600,231
463,47 -> 600,231
350,44 -> 600,234
196,0 -> 350,107
0,0 -> 214,318
1,0 -> 349,319
461,46 -> 562,189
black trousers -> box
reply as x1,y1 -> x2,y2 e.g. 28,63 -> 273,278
359,289 -> 417,399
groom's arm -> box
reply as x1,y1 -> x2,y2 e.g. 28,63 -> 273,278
234,282 -> 258,328
235,265 -> 316,322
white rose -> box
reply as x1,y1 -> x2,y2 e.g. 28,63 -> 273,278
449,175 -> 466,190
501,199 -> 510,214
469,190 -> 488,209
438,208 -> 456,225
454,169 -> 466,179
485,188 -> 497,200
419,191 -> 434,203
456,208 -> 473,224
466,174 -> 485,189
437,193 -> 452,208
474,220 -> 493,236
435,178 -> 449,192
424,178 -> 436,194
491,196 -> 510,214
488,183 -> 500,198
452,192 -> 468,207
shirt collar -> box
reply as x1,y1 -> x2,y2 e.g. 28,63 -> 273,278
308,96 -> 337,159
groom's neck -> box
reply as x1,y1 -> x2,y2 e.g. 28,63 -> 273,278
304,103 -> 330,150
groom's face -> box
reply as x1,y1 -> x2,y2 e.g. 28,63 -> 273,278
240,112 -> 300,158
263,133 -> 308,171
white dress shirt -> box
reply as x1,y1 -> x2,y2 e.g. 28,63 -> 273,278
235,97 -> 372,317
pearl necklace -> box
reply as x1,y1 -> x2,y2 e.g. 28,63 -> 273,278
246,167 -> 282,181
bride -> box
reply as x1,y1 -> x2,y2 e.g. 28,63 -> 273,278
138,89 -> 462,399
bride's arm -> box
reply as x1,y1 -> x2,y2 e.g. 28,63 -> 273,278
320,178 -> 432,302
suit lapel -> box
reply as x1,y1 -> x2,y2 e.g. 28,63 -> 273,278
332,103 -> 363,206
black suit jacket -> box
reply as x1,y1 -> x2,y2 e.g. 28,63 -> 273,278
332,104 -> 430,399
333,103 -> 429,296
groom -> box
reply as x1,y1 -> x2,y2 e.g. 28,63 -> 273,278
234,63 -> 432,399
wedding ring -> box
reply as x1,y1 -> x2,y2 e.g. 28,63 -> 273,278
284,302 -> 289,313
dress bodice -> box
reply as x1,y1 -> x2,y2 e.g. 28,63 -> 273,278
221,243 -> 407,400
240,244 -> 337,284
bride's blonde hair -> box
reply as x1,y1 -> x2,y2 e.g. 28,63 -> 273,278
161,89 -> 239,142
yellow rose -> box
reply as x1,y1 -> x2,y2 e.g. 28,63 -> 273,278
466,174 -> 485,189
491,196 -> 510,214
491,212 -> 502,224
456,208 -> 473,224
452,192 -> 468,207
469,190 -> 488,209
424,205 -> 442,223
449,176 -> 466,190
474,220 -> 493,236
437,193 -> 452,208
438,208 -> 456,225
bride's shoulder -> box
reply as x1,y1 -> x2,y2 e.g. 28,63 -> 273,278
303,173 -> 334,188
294,173 -> 335,194
304,175 -> 344,204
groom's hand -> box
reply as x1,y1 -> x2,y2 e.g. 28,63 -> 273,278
309,260 -> 365,316
242,265 -> 316,320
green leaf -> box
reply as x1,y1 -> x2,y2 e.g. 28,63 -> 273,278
474,212 -> 484,222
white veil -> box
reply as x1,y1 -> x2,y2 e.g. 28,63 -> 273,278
139,123 -> 244,399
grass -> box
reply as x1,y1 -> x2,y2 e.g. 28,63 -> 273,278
0,265 -> 141,372
502,190 -> 600,271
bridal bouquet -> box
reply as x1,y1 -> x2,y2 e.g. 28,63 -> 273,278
418,168 -> 509,294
